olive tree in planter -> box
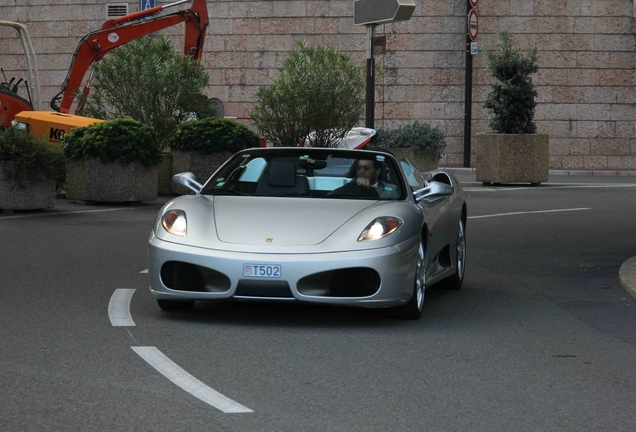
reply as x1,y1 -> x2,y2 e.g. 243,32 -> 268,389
373,121 -> 446,172
476,30 -> 548,185
76,35 -> 211,195
0,126 -> 65,212
167,118 -> 259,194
251,40 -> 365,148
63,118 -> 162,202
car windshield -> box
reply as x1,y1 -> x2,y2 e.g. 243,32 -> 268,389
200,149 -> 406,200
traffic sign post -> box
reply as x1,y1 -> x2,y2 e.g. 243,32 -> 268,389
354,0 -> 415,129
464,0 -> 478,168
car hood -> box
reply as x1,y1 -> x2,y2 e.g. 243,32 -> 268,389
214,196 -> 377,246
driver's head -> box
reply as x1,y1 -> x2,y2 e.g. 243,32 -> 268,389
356,158 -> 382,185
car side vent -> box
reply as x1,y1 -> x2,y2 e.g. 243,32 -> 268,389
106,3 -> 129,19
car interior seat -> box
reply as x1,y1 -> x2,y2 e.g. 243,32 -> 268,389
255,159 -> 309,196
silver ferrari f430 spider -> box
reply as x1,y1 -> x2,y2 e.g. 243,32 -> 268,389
149,147 -> 467,319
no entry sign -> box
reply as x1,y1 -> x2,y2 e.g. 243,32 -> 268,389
468,8 -> 478,41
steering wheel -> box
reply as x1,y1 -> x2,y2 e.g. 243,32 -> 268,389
328,180 -> 380,198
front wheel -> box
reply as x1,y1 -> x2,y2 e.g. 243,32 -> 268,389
157,299 -> 195,311
444,217 -> 466,291
394,240 -> 426,320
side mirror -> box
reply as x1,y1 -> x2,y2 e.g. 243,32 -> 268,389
413,181 -> 454,202
173,172 -> 203,195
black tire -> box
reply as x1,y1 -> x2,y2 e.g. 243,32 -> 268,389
444,217 -> 466,291
394,284 -> 424,320
157,299 -> 195,311
394,241 -> 426,320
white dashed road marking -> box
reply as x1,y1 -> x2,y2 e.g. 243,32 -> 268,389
469,208 -> 591,220
140,269 -> 148,274
132,347 -> 253,414
108,289 -> 136,327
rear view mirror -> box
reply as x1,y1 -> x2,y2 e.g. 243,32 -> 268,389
173,172 -> 203,195
413,181 -> 454,202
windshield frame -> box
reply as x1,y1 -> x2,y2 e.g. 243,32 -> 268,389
199,147 -> 408,201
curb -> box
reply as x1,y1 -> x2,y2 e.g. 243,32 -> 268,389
619,256 -> 636,300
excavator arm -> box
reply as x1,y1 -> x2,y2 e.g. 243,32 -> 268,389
52,0 -> 208,113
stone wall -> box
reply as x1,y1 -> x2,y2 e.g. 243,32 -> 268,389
1,0 -> 635,169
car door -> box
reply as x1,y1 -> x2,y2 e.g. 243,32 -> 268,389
400,159 -> 451,274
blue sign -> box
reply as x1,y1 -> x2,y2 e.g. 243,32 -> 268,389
141,0 -> 155,11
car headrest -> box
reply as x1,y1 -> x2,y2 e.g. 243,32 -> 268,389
268,160 -> 297,187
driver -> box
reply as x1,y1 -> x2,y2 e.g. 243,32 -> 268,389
354,158 -> 398,199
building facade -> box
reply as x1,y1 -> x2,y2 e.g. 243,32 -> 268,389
2,0 -> 635,169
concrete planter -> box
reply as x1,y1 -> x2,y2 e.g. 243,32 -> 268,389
172,150 -> 233,194
388,148 -> 438,172
0,162 -> 55,211
475,133 -> 549,185
66,158 -> 158,202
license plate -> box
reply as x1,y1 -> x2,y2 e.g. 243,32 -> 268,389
243,264 -> 281,278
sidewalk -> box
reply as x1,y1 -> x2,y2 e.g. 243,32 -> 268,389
620,258 -> 636,300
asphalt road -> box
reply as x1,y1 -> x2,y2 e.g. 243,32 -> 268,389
2,174 -> 636,431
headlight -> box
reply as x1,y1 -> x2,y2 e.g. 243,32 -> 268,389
162,210 -> 187,236
357,217 -> 403,242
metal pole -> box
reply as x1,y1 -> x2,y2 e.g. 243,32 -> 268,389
463,1 -> 473,167
365,24 -> 376,129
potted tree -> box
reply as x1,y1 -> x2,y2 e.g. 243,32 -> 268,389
62,118 -> 162,202
0,126 -> 64,212
476,30 -> 548,185
76,35 -> 211,196
167,117 -> 259,194
373,121 -> 446,172
251,40 -> 365,148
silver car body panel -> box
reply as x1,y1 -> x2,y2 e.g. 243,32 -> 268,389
149,148 -> 466,309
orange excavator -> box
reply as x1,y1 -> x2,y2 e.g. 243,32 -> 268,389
0,0 -> 208,127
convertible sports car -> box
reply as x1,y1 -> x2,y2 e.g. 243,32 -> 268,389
149,147 -> 466,319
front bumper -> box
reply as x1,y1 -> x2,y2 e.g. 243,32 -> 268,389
148,234 -> 420,308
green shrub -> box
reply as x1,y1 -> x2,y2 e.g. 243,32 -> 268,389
251,40 -> 365,148
167,118 -> 260,154
78,35 -> 210,148
0,126 -> 66,188
62,118 -> 161,167
483,30 -> 539,134
373,121 -> 446,161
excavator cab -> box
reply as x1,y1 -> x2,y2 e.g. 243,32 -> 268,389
0,21 -> 41,128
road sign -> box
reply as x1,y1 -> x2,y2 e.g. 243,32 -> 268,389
373,36 -> 386,55
470,42 -> 479,55
468,8 -> 478,41
354,0 -> 416,26
469,0 -> 479,8
141,0 -> 155,10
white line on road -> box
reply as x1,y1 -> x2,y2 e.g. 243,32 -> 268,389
131,346 -> 253,414
466,183 -> 636,192
468,208 -> 591,219
140,269 -> 148,274
108,289 -> 136,327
